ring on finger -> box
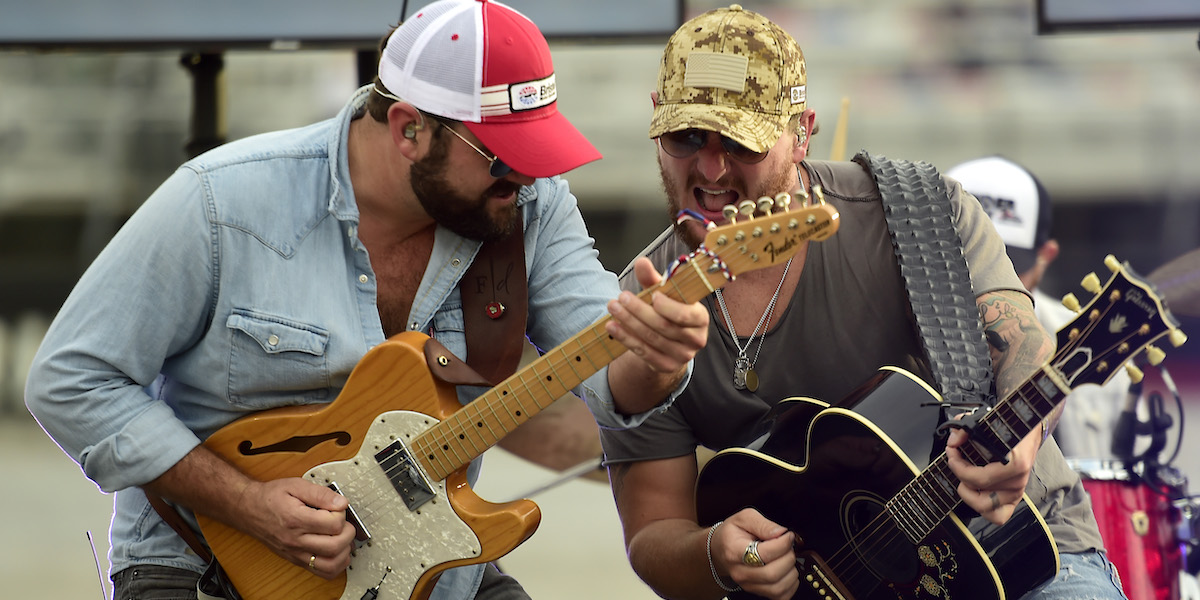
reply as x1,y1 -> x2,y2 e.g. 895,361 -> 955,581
989,491 -> 1000,511
309,554 -> 317,570
742,540 -> 764,567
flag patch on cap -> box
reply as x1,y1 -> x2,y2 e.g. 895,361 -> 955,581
684,52 -> 749,93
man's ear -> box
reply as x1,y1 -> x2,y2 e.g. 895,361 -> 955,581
387,102 -> 425,150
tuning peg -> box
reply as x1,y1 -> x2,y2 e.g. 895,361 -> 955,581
1125,363 -> 1145,384
794,187 -> 809,205
813,185 -> 826,205
1080,273 -> 1101,294
723,205 -> 738,224
757,196 -> 774,214
1104,255 -> 1121,273
1062,293 -> 1081,312
738,200 -> 756,220
775,192 -> 792,211
1146,345 -> 1166,366
1170,329 -> 1188,347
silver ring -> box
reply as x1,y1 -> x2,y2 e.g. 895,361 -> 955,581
989,491 -> 1000,511
741,540 -> 764,567
309,554 -> 317,570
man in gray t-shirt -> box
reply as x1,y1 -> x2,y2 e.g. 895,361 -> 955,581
600,5 -> 1125,600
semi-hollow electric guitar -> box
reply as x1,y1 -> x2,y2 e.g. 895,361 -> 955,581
196,196 -> 840,600
696,255 -> 1187,600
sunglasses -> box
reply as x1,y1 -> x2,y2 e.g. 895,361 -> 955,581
657,129 -> 768,164
437,121 -> 513,178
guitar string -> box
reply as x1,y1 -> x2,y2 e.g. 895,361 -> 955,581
816,299 -> 1133,594
412,208 -> 820,473
412,262 -> 725,478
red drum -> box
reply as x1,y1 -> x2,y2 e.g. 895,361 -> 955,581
1069,459 -> 1183,600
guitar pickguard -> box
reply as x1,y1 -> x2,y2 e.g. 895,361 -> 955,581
306,410 -> 480,600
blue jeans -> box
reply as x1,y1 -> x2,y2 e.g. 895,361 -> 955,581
1019,550 -> 1128,600
111,562 -> 530,600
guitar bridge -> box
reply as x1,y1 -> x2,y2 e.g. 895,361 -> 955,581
797,551 -> 851,600
375,440 -> 436,510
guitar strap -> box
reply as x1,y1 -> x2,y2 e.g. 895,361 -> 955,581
458,226 -> 529,385
852,150 -> 996,410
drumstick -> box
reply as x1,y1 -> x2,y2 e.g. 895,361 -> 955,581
829,96 -> 851,162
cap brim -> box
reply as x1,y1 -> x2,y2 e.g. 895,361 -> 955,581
648,102 -> 788,153
465,112 -> 601,179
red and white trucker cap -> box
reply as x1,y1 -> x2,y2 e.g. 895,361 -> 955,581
378,0 -> 601,178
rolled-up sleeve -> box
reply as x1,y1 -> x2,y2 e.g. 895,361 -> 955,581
25,168 -> 215,492
520,177 -> 689,430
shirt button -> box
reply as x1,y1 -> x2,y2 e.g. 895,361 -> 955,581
410,321 -> 419,330
359,274 -> 369,283
267,334 -> 279,346
451,258 -> 461,267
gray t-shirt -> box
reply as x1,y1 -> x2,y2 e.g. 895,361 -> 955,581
603,158 -> 1104,555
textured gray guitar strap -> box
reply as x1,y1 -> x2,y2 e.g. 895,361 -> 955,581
852,150 -> 995,409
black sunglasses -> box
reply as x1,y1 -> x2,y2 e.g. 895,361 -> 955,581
657,129 -> 768,164
437,121 -> 514,178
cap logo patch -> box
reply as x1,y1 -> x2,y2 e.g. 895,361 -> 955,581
978,194 -> 1024,226
509,74 -> 557,112
790,85 -> 806,105
684,51 -> 749,92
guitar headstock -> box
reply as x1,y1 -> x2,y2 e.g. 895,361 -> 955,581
1053,255 -> 1187,388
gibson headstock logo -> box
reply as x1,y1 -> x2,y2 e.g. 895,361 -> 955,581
1108,314 -> 1128,334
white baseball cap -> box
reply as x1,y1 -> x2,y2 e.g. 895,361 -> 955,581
947,156 -> 1053,273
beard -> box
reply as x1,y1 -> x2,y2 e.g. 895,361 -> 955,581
659,152 -> 797,250
410,140 -> 521,242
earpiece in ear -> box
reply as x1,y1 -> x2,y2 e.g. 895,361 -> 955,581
797,126 -> 808,146
404,124 -> 417,139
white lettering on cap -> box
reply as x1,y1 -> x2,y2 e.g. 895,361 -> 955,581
509,73 -> 557,112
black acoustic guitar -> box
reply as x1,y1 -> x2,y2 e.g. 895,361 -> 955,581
696,256 -> 1186,599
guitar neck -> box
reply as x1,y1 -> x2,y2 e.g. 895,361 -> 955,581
411,202 -> 838,481
894,370 -> 1067,541
410,258 -> 722,481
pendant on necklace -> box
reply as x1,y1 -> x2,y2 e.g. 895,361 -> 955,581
733,355 -> 758,392
744,368 -> 759,393
733,355 -> 749,390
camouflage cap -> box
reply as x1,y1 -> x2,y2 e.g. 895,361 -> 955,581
649,4 -> 807,153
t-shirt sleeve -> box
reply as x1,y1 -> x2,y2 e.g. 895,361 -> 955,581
947,176 -> 1030,300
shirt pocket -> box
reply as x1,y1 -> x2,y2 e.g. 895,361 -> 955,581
226,309 -> 331,409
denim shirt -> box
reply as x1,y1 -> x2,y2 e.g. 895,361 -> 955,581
25,86 -> 683,599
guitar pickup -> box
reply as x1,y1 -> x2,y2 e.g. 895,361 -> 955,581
327,482 -> 371,544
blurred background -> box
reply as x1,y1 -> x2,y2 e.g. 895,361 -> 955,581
2,0 -> 1200,598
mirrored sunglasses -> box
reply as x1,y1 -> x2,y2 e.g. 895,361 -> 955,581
657,128 -> 768,164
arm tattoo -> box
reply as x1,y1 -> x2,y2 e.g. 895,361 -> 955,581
977,290 -> 1053,398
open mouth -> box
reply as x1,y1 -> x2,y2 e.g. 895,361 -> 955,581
695,187 -> 739,218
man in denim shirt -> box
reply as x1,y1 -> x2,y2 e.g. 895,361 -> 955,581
24,1 -> 708,598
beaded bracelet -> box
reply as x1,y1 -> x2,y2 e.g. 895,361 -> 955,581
706,520 -> 741,593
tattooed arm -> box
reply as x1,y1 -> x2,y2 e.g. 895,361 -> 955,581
945,289 -> 1057,525
977,289 -> 1063,446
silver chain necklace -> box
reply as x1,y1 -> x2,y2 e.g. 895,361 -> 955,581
713,257 -> 793,392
